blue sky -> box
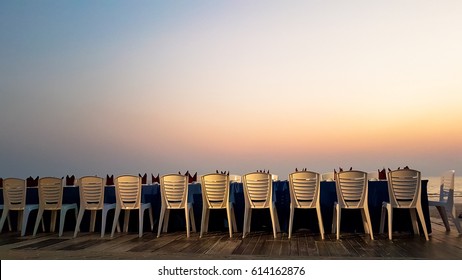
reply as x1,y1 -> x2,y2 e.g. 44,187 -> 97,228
1,1 -> 462,179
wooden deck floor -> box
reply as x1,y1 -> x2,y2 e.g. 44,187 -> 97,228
1,217 -> 461,260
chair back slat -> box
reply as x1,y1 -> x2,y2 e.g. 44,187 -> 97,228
335,171 -> 368,208
289,171 -> 320,208
3,178 -> 26,210
79,176 -> 104,210
160,174 -> 188,209
201,174 -> 229,209
439,170 -> 455,206
38,177 -> 63,210
243,172 -> 272,208
115,175 -> 141,209
387,169 -> 421,208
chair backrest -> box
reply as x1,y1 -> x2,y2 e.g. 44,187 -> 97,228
2,178 -> 26,210
38,177 -> 64,210
335,170 -> 368,208
242,172 -> 272,208
115,175 -> 142,210
288,171 -> 320,208
201,173 -> 230,209
387,169 -> 421,208
438,170 -> 455,206
160,174 -> 188,209
79,176 -> 105,210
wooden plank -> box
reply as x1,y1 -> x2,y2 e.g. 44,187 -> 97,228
2,219 -> 462,259
204,235 -> 241,255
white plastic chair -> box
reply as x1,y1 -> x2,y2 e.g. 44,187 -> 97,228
158,174 -> 196,238
200,173 -> 237,238
379,169 -> 429,240
242,172 -> 280,238
110,175 -> 154,238
333,170 -> 374,240
0,178 -> 44,236
428,170 -> 461,233
288,171 -> 324,239
0,204 -> 11,232
74,176 -> 119,238
33,177 -> 78,237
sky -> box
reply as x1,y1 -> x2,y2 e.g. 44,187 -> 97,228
1,0 -> 462,179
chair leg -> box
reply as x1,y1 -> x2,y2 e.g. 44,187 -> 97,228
336,205 -> 341,240
21,209 -> 31,236
33,209 -> 45,236
111,207 -> 121,237
269,205 -> 278,238
288,206 -> 294,239
360,210 -> 369,234
59,208 -> 71,237
410,208 -> 419,235
101,208 -> 108,238
226,207 -> 233,238
247,208 -> 252,235
123,210 -> 130,232
243,206 -> 249,238
163,210 -> 170,233
139,208 -> 144,238
204,209 -> 210,234
363,206 -> 374,240
231,206 -> 238,233
436,206 -> 450,231
157,206 -> 166,238
74,208 -> 85,238
17,211 -> 23,232
50,210 -> 57,232
200,206 -> 207,238
387,205 -> 393,240
90,210 -> 97,232
189,206 -> 196,232
185,207 -> 190,238
148,207 -> 154,231
316,206 -> 325,240
7,214 -> 12,231
272,203 -> 280,233
416,204 -> 429,241
332,204 -> 337,234
0,209 -> 9,234
449,207 -> 462,233
379,204 -> 386,234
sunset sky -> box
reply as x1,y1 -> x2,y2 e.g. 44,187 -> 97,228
1,1 -> 461,179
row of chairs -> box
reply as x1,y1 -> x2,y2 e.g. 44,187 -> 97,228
0,170 -> 458,240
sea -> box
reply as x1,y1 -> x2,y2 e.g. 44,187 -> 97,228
425,176 -> 462,204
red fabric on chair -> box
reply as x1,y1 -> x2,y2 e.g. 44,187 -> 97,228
139,173 -> 147,184
151,173 -> 160,184
105,175 -> 114,186
378,169 -> 387,180
66,175 -> 75,186
26,176 -> 39,187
